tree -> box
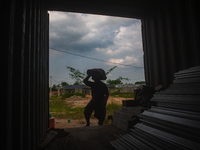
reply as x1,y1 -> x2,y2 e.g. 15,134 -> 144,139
106,76 -> 129,85
56,83 -> 61,87
51,84 -> 57,91
66,66 -> 86,85
105,66 -> 117,75
135,81 -> 146,84
61,81 -> 68,86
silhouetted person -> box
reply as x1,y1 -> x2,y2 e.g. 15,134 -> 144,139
83,74 -> 109,126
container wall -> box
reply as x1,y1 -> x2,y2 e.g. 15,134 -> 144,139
3,0 -> 49,149
142,0 -> 200,88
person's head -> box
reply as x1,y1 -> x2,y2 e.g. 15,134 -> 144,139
92,76 -> 100,82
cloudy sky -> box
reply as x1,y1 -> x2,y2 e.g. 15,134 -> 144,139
49,11 -> 145,85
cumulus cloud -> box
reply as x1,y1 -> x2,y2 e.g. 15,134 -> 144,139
95,23 -> 142,56
49,11 -> 144,84
106,56 -> 141,68
49,11 -> 141,54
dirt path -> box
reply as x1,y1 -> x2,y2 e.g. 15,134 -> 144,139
55,118 -> 100,128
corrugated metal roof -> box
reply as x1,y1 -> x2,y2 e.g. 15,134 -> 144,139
107,84 -> 115,88
115,84 -> 144,88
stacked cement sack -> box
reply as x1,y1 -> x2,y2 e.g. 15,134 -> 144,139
112,105 -> 145,132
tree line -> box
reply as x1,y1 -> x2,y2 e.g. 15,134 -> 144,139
50,66 -> 145,90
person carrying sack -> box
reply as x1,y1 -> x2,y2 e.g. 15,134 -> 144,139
83,68 -> 109,126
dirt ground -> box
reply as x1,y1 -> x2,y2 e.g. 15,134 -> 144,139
48,94 -> 131,150
46,125 -> 126,150
64,125 -> 126,150
55,118 -> 99,128
54,95 -> 133,129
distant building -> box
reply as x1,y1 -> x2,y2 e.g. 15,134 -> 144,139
62,84 -> 142,95
63,85 -> 91,95
114,84 -> 143,93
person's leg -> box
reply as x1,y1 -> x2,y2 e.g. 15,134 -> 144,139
84,100 -> 94,126
84,113 -> 90,126
96,107 -> 106,126
98,120 -> 103,125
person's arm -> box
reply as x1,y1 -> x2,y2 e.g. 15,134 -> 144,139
103,85 -> 109,106
83,75 -> 94,87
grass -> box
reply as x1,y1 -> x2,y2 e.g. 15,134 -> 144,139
49,98 -> 85,119
106,101 -> 122,116
49,95 -> 122,125
110,91 -> 134,98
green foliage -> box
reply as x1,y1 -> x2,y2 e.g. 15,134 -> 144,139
110,90 -> 134,98
49,96 -> 122,122
49,96 -> 85,119
107,76 -> 129,85
66,66 -> 86,85
105,101 -> 122,124
51,84 -> 57,91
135,81 -> 146,84
51,82 -> 65,91
106,101 -> 122,111
73,81 -> 82,85
61,81 -> 68,86
106,79 -> 122,85
105,66 -> 117,75
61,92 -> 86,100
49,98 -> 67,113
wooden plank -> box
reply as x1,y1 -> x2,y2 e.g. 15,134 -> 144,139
110,140 -> 126,150
115,138 -> 134,150
155,102 -> 200,112
175,72 -> 200,79
125,134 -> 153,150
140,111 -> 200,129
151,95 -> 200,105
120,135 -> 144,150
140,118 -> 200,143
112,66 -> 200,150
174,66 -> 200,75
173,77 -> 200,84
149,107 -> 200,120
169,83 -> 200,88
134,124 -> 200,150
155,88 -> 200,94
130,129 -> 180,150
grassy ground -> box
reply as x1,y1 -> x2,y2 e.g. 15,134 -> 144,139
49,95 -> 122,124
110,90 -> 134,98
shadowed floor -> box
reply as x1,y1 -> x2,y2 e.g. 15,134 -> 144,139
65,125 -> 125,150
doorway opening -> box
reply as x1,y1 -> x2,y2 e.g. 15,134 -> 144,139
48,11 -> 145,128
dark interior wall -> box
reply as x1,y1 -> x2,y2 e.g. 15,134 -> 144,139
45,0 -> 153,19
3,0 -> 49,149
3,0 -> 200,149
142,0 -> 200,88
46,0 -> 200,88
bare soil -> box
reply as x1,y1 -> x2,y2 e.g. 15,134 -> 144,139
55,118 -> 99,128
